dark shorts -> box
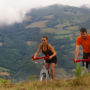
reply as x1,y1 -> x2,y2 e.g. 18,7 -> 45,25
82,53 -> 90,68
46,56 -> 57,64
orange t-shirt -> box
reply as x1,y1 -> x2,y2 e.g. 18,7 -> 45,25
76,34 -> 90,53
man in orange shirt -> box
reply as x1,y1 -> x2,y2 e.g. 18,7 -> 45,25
75,27 -> 90,69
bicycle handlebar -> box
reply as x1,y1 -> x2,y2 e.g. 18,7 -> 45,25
32,55 -> 49,60
73,57 -> 90,63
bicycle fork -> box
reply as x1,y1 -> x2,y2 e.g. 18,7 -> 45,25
40,64 -> 49,81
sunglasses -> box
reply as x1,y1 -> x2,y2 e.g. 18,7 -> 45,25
42,40 -> 46,41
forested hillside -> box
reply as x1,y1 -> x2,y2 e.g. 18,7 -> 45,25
0,5 -> 90,81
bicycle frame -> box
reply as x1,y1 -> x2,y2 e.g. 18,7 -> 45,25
73,57 -> 90,76
32,56 -> 49,81
73,57 -> 90,63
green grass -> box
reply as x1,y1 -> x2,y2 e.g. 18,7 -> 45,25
40,28 -> 56,34
66,26 -> 79,31
40,28 -> 73,34
0,67 -> 9,72
55,30 -> 73,34
54,34 -> 73,39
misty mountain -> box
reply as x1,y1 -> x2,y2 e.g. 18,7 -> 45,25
0,5 -> 90,81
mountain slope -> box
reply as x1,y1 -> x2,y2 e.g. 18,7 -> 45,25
0,5 -> 90,80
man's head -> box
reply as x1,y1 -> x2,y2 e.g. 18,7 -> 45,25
80,28 -> 88,39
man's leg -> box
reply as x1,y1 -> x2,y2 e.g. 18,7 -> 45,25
86,61 -> 89,69
86,53 -> 90,69
82,61 -> 84,67
83,53 -> 88,69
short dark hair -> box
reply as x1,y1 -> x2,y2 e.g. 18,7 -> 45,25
80,27 -> 87,33
42,36 -> 48,40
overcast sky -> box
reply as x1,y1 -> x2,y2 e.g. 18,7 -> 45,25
0,0 -> 90,26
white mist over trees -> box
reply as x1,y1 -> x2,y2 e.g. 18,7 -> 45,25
0,0 -> 90,26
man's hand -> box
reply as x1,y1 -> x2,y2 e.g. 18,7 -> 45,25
32,56 -> 36,60
74,58 -> 77,62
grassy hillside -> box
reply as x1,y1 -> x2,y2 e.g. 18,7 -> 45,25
0,76 -> 90,90
0,5 -> 90,80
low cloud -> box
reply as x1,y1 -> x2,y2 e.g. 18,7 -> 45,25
0,0 -> 90,26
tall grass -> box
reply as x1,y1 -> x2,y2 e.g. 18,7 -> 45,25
0,76 -> 90,90
75,63 -> 84,78
0,64 -> 90,90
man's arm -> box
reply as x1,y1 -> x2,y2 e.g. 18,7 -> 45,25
75,45 -> 80,61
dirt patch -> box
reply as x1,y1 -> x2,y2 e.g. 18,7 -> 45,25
26,20 -> 48,28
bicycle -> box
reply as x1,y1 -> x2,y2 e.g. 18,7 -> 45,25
73,57 -> 90,76
73,57 -> 90,63
32,56 -> 50,81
